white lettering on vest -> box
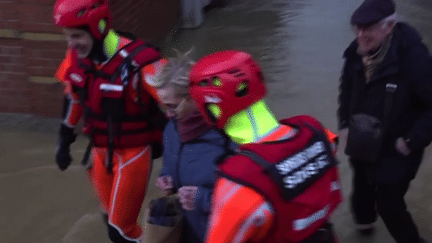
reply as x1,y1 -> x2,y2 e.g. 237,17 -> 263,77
283,154 -> 329,189
100,83 -> 124,92
276,141 -> 325,175
293,205 -> 329,231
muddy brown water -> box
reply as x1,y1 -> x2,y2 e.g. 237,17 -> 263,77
1,0 -> 431,242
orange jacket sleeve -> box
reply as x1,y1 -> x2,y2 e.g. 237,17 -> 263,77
325,128 -> 338,155
205,178 -> 274,243
139,58 -> 168,104
55,49 -> 74,95
63,93 -> 83,127
325,129 -> 338,145
55,49 -> 83,127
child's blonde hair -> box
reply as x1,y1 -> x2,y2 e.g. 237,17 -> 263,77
151,48 -> 195,98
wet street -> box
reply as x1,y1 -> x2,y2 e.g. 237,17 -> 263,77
1,0 -> 432,242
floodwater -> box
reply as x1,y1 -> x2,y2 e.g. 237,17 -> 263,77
1,0 -> 432,242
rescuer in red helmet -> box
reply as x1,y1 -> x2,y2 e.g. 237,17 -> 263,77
53,0 -> 168,242
189,50 -> 343,243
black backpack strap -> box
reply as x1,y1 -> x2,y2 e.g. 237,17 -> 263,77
81,139 -> 94,169
78,60 -> 111,80
239,150 -> 286,192
106,115 -> 115,174
111,41 -> 161,85
383,83 -> 397,131
214,131 -> 237,165
239,150 -> 272,172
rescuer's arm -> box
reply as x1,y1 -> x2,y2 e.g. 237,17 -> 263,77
54,51 -> 83,171
205,178 -> 274,243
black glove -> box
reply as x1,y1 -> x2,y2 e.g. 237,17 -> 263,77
55,124 -> 77,171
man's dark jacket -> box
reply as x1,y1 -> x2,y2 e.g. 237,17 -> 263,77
338,22 -> 432,184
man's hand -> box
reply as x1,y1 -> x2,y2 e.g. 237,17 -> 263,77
178,186 -> 198,211
156,176 -> 174,196
395,137 -> 411,156
55,124 -> 76,171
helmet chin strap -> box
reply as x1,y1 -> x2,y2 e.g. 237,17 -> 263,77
88,38 -> 108,64
88,29 -> 120,64
76,25 -> 108,64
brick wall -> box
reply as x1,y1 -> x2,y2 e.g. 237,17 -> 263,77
0,0 -> 180,117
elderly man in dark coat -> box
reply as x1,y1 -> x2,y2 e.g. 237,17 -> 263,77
338,0 -> 432,242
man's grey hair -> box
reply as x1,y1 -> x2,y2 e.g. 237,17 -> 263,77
151,48 -> 195,97
382,13 -> 397,28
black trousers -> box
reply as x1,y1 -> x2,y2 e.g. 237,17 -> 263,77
350,161 -> 421,243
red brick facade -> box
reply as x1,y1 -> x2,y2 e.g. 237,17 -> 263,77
0,0 -> 179,117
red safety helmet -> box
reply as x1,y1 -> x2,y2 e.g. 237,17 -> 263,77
53,0 -> 112,41
189,50 -> 267,129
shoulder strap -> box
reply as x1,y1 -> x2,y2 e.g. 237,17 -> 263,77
239,150 -> 287,191
302,122 -> 337,163
78,60 -> 112,80
383,83 -> 397,131
239,150 -> 272,172
111,40 -> 156,84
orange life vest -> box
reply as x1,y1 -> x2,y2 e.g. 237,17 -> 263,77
63,38 -> 166,148
218,115 -> 342,242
